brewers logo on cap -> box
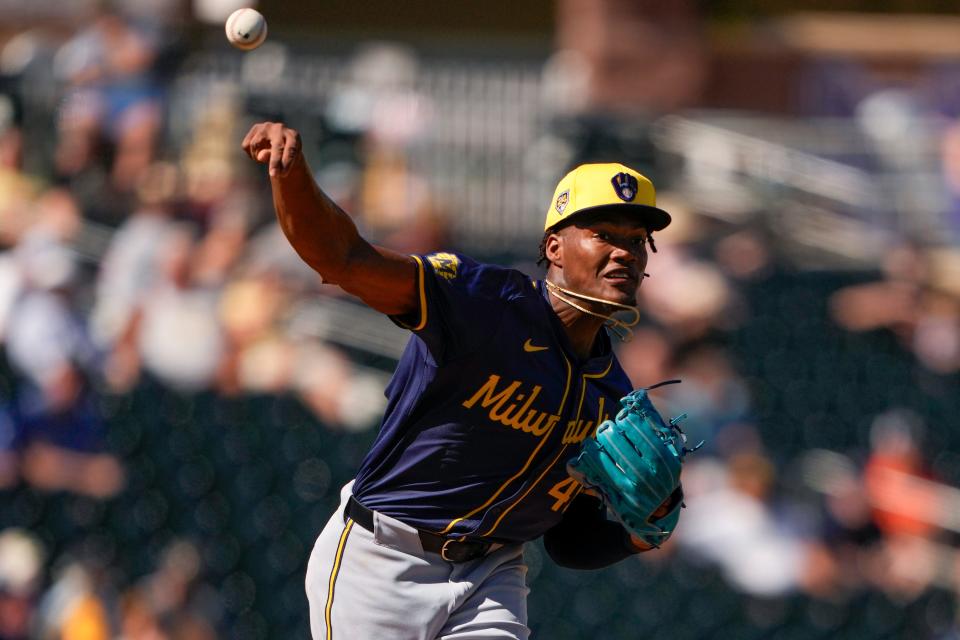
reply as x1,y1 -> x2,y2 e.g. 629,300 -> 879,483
611,172 -> 638,202
543,163 -> 671,232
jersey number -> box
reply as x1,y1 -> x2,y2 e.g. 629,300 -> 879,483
548,477 -> 581,512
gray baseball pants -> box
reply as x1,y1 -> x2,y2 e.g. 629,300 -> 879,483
305,482 -> 530,640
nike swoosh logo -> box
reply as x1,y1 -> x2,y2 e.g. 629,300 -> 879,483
523,339 -> 549,353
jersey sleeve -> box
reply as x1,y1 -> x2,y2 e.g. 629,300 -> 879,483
542,493 -> 641,569
390,252 -> 525,361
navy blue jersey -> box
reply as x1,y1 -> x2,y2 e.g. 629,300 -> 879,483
351,252 -> 633,544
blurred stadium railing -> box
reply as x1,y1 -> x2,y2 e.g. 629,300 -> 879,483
172,50 -> 552,254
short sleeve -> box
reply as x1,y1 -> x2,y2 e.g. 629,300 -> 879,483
390,252 -> 526,361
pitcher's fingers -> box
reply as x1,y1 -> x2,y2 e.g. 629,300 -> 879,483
247,135 -> 270,162
241,125 -> 262,159
280,129 -> 298,174
268,134 -> 284,176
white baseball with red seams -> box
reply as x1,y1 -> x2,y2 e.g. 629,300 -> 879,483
225,8 -> 267,51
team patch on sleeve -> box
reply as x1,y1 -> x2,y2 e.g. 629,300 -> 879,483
427,253 -> 460,280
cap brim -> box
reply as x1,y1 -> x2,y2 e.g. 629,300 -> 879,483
552,203 -> 672,232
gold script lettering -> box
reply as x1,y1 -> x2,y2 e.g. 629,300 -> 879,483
462,375 -> 559,438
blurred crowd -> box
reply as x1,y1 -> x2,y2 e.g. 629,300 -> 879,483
618,205 -> 960,621
0,2 -> 404,482
0,531 -> 220,640
0,1 -> 960,639
0,4 -> 410,637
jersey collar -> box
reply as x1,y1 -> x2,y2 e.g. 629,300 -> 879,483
535,279 -> 615,376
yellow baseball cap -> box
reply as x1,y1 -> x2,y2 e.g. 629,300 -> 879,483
544,163 -> 671,232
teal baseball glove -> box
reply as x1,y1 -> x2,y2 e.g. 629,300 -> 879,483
567,384 -> 700,548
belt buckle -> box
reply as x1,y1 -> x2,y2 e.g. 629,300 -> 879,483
440,538 -> 489,563
440,539 -> 460,562
440,538 -> 469,562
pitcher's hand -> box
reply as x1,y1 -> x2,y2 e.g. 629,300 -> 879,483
241,122 -> 302,177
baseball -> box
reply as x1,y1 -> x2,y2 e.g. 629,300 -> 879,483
225,8 -> 268,51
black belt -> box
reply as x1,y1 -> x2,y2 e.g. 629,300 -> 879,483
345,496 -> 493,563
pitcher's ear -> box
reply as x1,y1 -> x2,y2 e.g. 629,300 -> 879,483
545,233 -> 563,268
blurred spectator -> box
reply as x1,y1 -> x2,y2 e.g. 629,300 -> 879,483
178,92 -> 246,227
325,43 -> 423,141
127,223 -> 226,391
616,324 -> 674,390
678,453 -> 817,597
241,221 -> 322,289
0,95 -> 42,247
830,241 -> 960,374
0,528 -> 45,640
3,188 -> 123,498
665,342 -> 757,458
321,43 -> 446,245
552,0 -> 705,114
712,227 -> 775,283
218,266 -> 294,395
864,408 -> 939,539
53,1 -> 165,193
0,405 -> 17,489
807,449 -> 883,554
290,339 -> 389,431
33,559 -> 113,640
91,161 -> 179,390
801,408 -> 951,603
941,115 -> 960,237
830,241 -> 924,334
639,241 -> 741,341
119,539 -> 219,640
218,260 -> 391,428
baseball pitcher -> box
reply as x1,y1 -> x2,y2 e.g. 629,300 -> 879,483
242,122 -> 696,640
